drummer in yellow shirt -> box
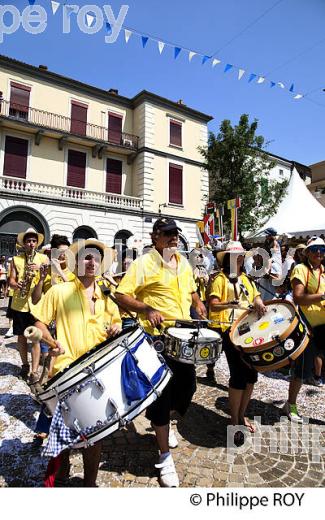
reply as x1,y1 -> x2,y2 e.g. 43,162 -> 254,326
115,218 -> 206,488
33,238 -> 121,487
208,241 -> 266,445
284,237 -> 325,422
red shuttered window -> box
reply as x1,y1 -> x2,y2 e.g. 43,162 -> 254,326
10,83 -> 30,119
67,150 -> 86,188
106,158 -> 122,194
108,113 -> 122,145
170,120 -> 182,147
169,163 -> 183,205
71,101 -> 87,136
3,136 -> 28,179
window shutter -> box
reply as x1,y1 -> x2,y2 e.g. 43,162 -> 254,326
3,136 -> 28,179
10,84 -> 30,116
170,120 -> 182,147
108,114 -> 122,145
67,150 -> 86,188
169,163 -> 183,204
106,158 -> 122,194
71,102 -> 87,136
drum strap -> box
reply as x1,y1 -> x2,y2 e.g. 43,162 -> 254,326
305,264 -> 324,294
97,278 -> 138,322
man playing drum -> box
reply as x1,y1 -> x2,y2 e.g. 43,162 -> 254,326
283,236 -> 325,422
33,239 -> 121,487
208,241 -> 266,445
115,218 -> 207,487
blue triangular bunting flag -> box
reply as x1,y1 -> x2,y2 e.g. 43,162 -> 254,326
270,81 -> 276,88
174,47 -> 182,59
28,0 -> 36,5
142,36 -> 149,48
248,73 -> 257,83
289,83 -> 294,92
202,55 -> 210,65
106,21 -> 112,34
224,63 -> 233,73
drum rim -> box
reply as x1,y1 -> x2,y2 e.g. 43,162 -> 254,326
229,299 -> 299,351
41,324 -> 141,391
165,326 -> 222,341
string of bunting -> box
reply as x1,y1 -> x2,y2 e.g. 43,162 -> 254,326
40,1 -> 306,100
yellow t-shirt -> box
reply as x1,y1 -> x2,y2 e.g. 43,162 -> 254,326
290,263 -> 325,327
33,278 -> 122,375
116,249 -> 197,335
11,252 -> 48,312
42,267 -> 76,294
209,272 -> 260,332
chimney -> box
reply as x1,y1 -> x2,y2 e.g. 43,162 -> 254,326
39,65 -> 48,71
177,99 -> 185,105
108,88 -> 118,95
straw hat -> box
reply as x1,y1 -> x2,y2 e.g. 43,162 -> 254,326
216,240 -> 246,264
68,239 -> 115,274
16,227 -> 44,248
295,243 -> 306,250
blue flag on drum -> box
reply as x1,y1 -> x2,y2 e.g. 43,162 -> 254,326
121,340 -> 166,405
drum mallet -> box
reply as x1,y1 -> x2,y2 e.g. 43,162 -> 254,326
24,326 -> 60,388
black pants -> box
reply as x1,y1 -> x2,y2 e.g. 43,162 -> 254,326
222,330 -> 258,390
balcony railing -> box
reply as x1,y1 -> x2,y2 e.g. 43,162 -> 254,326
0,99 -> 139,151
0,176 -> 143,210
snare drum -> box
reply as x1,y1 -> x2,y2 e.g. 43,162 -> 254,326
164,326 -> 222,365
230,300 -> 310,372
37,326 -> 171,448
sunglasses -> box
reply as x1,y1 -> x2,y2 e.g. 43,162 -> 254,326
162,230 -> 179,237
308,245 -> 325,254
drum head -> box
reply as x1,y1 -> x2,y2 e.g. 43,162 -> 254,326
231,300 -> 296,349
167,327 -> 221,344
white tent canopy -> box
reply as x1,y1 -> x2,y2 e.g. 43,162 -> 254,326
251,167 -> 325,238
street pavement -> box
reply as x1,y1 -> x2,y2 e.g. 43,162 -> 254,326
0,298 -> 324,488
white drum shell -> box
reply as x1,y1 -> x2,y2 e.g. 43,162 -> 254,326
37,328 -> 171,447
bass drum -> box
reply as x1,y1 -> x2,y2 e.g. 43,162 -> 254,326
37,326 -> 171,448
230,300 -> 310,372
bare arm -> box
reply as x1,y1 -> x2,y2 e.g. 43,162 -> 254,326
209,295 -> 240,311
191,292 -> 207,318
8,260 -> 21,290
115,292 -> 164,328
292,279 -> 324,306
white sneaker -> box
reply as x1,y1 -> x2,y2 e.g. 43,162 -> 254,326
155,454 -> 179,487
168,428 -> 178,448
4,328 -> 13,338
282,401 -> 303,423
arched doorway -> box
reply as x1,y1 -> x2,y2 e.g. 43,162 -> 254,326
0,206 -> 49,257
73,226 -> 98,241
114,230 -> 133,272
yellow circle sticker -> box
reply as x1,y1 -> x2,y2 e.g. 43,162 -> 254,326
259,321 -> 270,331
200,347 -> 210,359
299,323 -> 304,333
244,337 -> 254,344
262,352 -> 274,362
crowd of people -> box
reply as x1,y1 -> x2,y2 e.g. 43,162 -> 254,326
0,221 -> 324,487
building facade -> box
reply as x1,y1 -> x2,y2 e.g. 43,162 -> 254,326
0,55 -> 212,256
308,160 -> 325,208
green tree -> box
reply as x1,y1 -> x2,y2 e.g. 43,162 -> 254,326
199,114 -> 288,236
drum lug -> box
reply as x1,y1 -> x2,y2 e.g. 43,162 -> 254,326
60,400 -> 70,412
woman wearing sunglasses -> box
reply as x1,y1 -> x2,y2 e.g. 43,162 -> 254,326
283,237 -> 325,422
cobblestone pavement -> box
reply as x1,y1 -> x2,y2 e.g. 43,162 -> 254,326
1,298 -> 325,488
